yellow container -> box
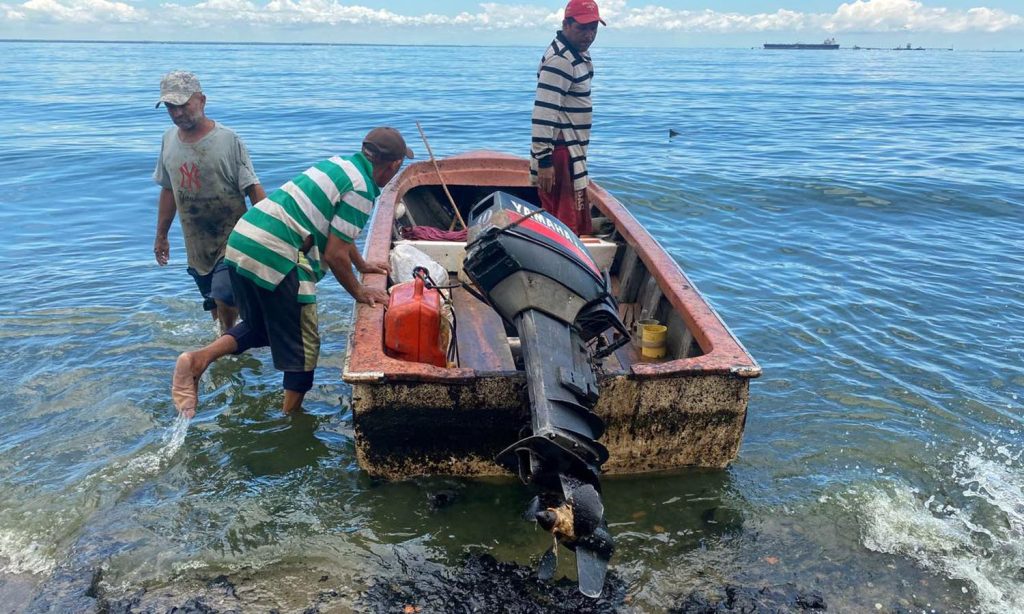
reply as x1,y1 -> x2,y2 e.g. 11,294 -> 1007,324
633,318 -> 659,348
641,324 -> 668,359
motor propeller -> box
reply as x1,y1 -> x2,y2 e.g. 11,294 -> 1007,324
525,475 -> 614,596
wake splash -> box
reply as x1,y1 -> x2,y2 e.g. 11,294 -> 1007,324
0,530 -> 53,575
858,448 -> 1024,614
118,414 -> 190,480
0,416 -> 190,577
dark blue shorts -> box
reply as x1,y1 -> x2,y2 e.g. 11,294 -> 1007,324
187,259 -> 234,311
226,266 -> 320,375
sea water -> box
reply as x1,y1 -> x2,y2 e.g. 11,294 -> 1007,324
0,41 -> 1021,611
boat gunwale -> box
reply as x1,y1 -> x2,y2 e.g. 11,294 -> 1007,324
343,150 -> 761,384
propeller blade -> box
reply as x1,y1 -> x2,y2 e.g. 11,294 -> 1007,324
575,544 -> 608,598
538,546 -> 557,581
568,483 -> 604,537
570,523 -> 614,596
559,473 -> 582,499
523,495 -> 542,521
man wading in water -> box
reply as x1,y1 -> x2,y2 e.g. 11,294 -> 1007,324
171,128 -> 413,417
530,0 -> 605,236
153,70 -> 267,332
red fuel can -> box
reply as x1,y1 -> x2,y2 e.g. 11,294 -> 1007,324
384,277 -> 447,367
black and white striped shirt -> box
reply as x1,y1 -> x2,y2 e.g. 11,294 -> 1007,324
530,31 -> 594,192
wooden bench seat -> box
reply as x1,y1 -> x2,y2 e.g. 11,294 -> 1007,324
450,286 -> 517,374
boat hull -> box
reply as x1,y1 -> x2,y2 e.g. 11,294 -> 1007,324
343,151 -> 760,479
352,371 -> 750,479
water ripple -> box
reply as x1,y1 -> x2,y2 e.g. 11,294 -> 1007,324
1,41 -> 1022,612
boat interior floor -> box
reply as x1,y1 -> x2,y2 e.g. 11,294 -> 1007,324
392,184 -> 701,374
450,285 -> 517,373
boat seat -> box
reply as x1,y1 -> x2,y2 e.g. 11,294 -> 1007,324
579,236 -> 618,271
395,236 -> 618,275
450,285 -> 517,374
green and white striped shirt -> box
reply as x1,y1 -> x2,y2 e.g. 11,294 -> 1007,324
225,152 -> 379,303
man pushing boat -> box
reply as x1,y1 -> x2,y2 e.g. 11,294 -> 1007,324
171,127 -> 414,417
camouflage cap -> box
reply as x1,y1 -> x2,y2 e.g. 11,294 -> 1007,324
156,71 -> 202,108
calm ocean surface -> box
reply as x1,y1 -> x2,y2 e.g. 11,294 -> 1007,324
0,41 -> 1022,612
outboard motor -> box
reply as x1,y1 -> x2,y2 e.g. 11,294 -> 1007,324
462,191 -> 629,597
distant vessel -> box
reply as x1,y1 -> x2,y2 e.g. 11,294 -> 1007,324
853,44 -> 953,51
764,38 -> 839,50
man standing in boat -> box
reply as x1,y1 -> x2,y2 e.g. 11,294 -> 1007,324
170,128 -> 413,417
153,70 -> 267,332
530,0 -> 604,236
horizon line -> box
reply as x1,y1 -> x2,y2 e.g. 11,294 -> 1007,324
1,38 -> 1021,52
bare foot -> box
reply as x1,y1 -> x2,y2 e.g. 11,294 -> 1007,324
171,352 -> 199,418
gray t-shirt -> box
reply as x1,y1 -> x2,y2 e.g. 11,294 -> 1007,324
154,123 -> 259,275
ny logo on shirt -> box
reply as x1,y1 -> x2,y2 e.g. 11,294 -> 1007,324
179,162 -> 201,191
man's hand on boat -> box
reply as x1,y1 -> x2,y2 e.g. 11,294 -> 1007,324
323,234 -> 390,308
357,260 -> 391,276
355,285 -> 390,307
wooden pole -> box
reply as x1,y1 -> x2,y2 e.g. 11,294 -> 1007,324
416,121 -> 467,231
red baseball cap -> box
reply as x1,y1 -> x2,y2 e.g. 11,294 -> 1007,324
564,0 -> 606,25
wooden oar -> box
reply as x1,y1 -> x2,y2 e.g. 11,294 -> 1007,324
416,121 -> 467,231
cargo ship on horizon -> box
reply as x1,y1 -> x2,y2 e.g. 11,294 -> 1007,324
764,38 -> 839,50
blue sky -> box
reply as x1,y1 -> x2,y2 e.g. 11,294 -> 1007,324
1,0 -> 1021,49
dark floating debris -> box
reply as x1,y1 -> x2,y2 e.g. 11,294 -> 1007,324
207,575 -> 237,599
669,583 -> 828,613
165,597 -> 220,614
360,553 -> 627,613
426,488 -> 460,510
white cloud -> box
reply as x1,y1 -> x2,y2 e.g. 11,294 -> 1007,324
615,8 -> 813,33
611,0 -> 1021,33
1,5 -> 28,19
15,0 -> 144,22
458,3 -> 561,28
828,0 -> 1022,33
152,0 -> 561,28
4,0 -> 1021,33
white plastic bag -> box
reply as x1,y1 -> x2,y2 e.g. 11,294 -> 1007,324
389,243 -> 450,288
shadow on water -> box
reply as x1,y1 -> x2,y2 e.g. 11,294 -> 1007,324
213,408 -> 331,478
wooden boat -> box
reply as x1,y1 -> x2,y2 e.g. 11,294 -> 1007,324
342,151 -> 761,480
